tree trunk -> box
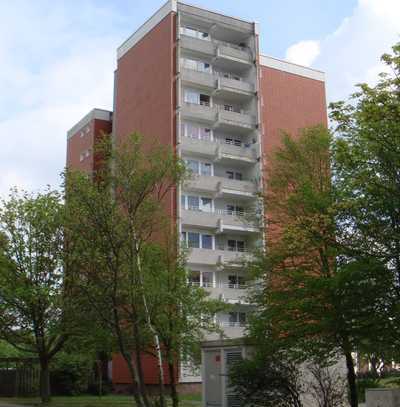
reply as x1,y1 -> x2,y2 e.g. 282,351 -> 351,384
133,339 -> 152,407
168,359 -> 179,407
135,241 -> 165,407
121,352 -> 146,407
39,357 -> 51,404
345,350 -> 358,407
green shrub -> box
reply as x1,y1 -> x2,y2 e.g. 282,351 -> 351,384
50,352 -> 93,395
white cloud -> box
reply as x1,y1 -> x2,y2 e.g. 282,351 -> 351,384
0,2 -> 120,197
285,0 -> 400,102
285,40 -> 320,67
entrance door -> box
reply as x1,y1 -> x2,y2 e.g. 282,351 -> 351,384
204,350 -> 222,406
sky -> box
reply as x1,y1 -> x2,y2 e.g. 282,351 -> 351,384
0,0 -> 399,197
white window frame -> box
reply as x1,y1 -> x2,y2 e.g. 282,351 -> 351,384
182,122 -> 213,141
180,26 -> 210,41
181,195 -> 214,212
185,159 -> 214,176
181,231 -> 215,250
188,270 -> 215,288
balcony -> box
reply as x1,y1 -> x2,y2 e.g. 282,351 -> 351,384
180,136 -> 258,164
180,102 -> 256,132
181,208 -> 259,233
180,102 -> 217,124
180,35 -> 215,57
215,107 -> 256,132
180,68 -> 254,98
183,175 -> 258,198
205,284 -> 249,304
186,247 -> 252,267
180,35 -> 253,66
215,40 -> 253,67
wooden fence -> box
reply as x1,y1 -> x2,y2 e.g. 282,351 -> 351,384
0,358 -> 39,396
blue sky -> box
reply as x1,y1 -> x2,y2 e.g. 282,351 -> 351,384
0,0 -> 399,196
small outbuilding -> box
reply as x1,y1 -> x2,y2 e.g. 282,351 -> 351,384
201,339 -> 248,407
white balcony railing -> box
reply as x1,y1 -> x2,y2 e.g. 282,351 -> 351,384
188,281 -> 247,290
216,244 -> 247,252
218,321 -> 247,327
182,134 -> 254,149
184,206 -> 252,218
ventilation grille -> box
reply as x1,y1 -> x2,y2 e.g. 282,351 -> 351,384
226,351 -> 242,367
227,394 -> 241,407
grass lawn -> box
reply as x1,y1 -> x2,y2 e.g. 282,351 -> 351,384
0,394 -> 202,407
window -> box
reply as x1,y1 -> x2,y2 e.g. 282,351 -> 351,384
185,159 -> 212,176
182,122 -> 212,140
184,89 -> 199,104
201,162 -> 212,176
85,126 -> 90,133
227,239 -> 245,252
80,131 -> 84,138
200,94 -> 210,106
187,195 -> 200,211
226,171 -> 242,180
79,149 -> 90,162
200,127 -> 211,140
181,58 -> 211,73
226,205 -> 244,215
229,312 -> 246,326
182,195 -> 213,212
201,197 -> 212,212
228,275 -> 246,288
184,90 -> 210,106
202,234 -> 213,250
188,270 -> 201,286
180,26 -> 210,41
202,272 -> 213,287
186,159 -> 199,174
188,232 -> 200,248
182,231 -> 214,250
224,104 -> 234,112
234,139 -> 242,147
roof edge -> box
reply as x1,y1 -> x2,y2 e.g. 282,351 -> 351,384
117,0 -> 177,60
260,54 -> 325,82
67,109 -> 112,140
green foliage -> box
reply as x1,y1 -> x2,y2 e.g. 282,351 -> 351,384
0,340 -> 21,357
330,41 -> 400,362
246,125 -> 394,407
65,133 -> 201,407
0,188 -> 78,402
50,352 -> 93,396
229,353 -> 303,407
141,241 -> 226,367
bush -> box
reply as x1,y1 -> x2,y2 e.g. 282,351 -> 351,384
50,352 -> 93,395
230,353 -> 303,407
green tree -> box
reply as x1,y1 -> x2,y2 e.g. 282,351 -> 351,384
330,42 -> 400,361
0,189 -> 76,403
65,134 -> 186,407
230,351 -> 304,407
245,126 -> 394,407
141,237 -> 226,407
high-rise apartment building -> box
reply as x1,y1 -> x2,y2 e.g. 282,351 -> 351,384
66,0 -> 326,391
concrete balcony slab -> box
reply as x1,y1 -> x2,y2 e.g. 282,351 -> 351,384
183,175 -> 257,198
180,35 -> 215,57
180,102 -> 217,124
